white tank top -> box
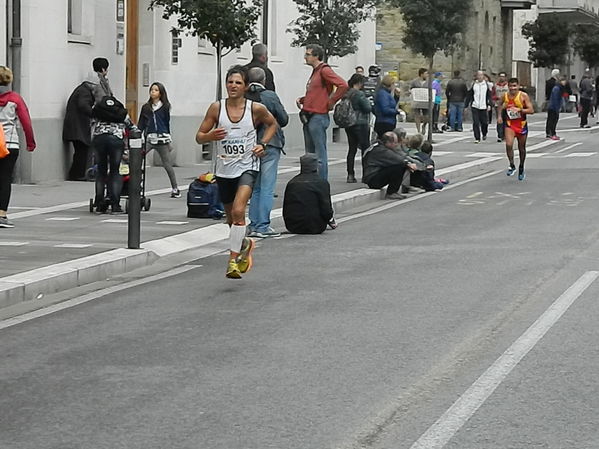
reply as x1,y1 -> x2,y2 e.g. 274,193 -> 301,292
215,99 -> 259,178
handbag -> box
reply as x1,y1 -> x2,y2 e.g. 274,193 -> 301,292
0,125 -> 9,159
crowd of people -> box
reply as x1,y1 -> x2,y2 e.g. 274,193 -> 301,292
1,41 -> 594,278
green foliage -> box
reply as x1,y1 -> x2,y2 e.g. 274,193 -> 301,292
521,14 -> 571,68
386,0 -> 473,59
572,24 -> 599,69
149,0 -> 263,51
287,0 -> 380,61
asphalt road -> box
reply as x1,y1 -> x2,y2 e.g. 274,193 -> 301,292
1,125 -> 599,449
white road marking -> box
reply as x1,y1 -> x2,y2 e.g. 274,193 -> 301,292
54,243 -> 93,248
466,192 -> 484,199
0,241 -> 29,246
554,142 -> 582,154
0,265 -> 200,330
45,217 -> 80,221
565,152 -> 596,158
101,219 -> 128,223
467,152 -> 498,158
156,221 -> 190,225
8,206 -> 42,210
409,271 -> 599,449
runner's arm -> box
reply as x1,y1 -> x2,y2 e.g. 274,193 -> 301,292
521,93 -> 534,115
196,102 -> 226,144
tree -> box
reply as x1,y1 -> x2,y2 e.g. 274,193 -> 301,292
572,24 -> 599,70
287,0 -> 379,62
521,14 -> 571,69
386,0 -> 472,142
149,0 -> 263,99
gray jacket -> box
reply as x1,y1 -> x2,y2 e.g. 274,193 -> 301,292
246,83 -> 288,149
579,77 -> 594,100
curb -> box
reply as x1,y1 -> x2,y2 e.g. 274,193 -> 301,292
0,154 -> 519,311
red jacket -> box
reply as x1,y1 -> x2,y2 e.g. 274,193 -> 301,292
299,63 -> 348,114
0,89 -> 36,151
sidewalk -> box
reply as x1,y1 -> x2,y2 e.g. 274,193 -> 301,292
0,115 -> 584,310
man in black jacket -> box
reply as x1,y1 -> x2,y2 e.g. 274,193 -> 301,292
362,132 -> 418,199
445,70 -> 468,132
62,79 -> 95,180
243,43 -> 275,91
283,154 -> 334,234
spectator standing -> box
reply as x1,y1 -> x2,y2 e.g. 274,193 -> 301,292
432,72 -> 444,133
91,57 -> 113,104
410,68 -> 430,135
344,73 -> 372,183
355,66 -> 365,75
545,69 -> 560,103
296,44 -> 348,181
484,73 -> 494,124
569,75 -> 579,112
579,70 -> 594,128
0,66 -> 36,228
546,76 -> 567,140
465,70 -> 492,143
362,131 -> 417,200
283,154 -> 334,235
243,43 -> 275,91
137,82 -> 180,198
445,70 -> 468,132
494,72 -> 509,142
362,65 -> 381,106
374,75 -> 398,138
245,67 -> 289,238
63,69 -> 96,181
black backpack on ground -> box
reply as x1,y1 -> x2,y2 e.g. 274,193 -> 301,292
187,178 -> 224,219
92,96 -> 128,123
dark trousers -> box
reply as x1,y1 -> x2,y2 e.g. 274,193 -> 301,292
0,149 -> 19,211
580,98 -> 592,127
546,109 -> 559,136
471,108 -> 488,141
93,134 -> 124,208
366,164 -> 407,194
345,124 -> 370,176
68,140 -> 91,180
433,104 -> 440,129
496,108 -> 505,139
374,121 -> 396,139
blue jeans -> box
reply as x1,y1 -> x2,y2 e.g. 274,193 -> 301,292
249,146 -> 281,232
448,102 -> 464,131
303,113 -> 330,180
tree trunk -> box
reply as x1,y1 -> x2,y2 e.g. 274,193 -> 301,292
427,56 -> 434,143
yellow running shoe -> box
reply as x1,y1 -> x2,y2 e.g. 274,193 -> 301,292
236,237 -> 255,274
226,259 -> 242,279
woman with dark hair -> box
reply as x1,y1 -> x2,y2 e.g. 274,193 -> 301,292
138,82 -> 180,198
344,73 -> 372,183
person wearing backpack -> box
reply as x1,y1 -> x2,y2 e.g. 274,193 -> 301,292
343,73 -> 372,183
137,82 -> 180,198
374,75 -> 398,139
296,44 -> 348,181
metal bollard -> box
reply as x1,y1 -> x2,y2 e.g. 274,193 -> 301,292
127,128 -> 143,249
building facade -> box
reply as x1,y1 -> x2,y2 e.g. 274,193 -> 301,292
3,0 -> 376,183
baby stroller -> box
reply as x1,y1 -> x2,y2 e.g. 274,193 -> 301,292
88,135 -> 151,214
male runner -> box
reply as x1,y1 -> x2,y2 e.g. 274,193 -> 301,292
196,66 -> 278,279
497,77 -> 534,181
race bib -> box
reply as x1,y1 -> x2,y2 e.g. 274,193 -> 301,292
218,133 -> 253,163
507,108 -> 521,120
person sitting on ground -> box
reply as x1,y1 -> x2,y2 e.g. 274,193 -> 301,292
283,154 -> 334,235
362,131 -> 418,200
410,142 -> 447,191
406,133 -> 424,157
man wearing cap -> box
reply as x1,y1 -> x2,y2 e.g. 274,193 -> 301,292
283,154 -> 334,235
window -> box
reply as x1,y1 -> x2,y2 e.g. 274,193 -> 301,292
172,33 -> 182,65
67,0 -> 93,44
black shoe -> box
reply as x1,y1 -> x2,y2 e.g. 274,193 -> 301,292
95,200 -> 108,214
110,205 -> 125,215
401,185 -> 410,194
346,174 -> 357,183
